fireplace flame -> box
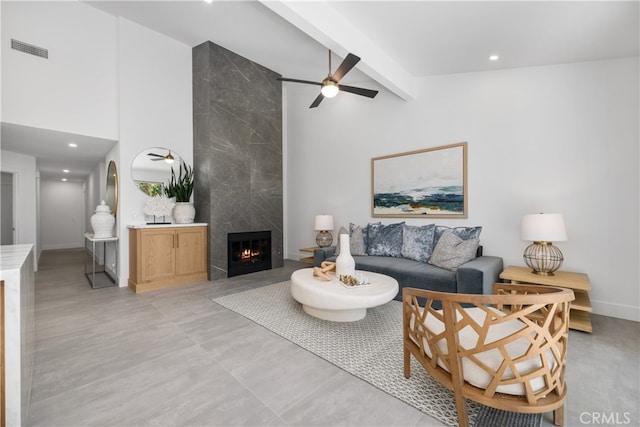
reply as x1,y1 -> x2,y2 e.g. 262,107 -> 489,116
241,249 -> 261,261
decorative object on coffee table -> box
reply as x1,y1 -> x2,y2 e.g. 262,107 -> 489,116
521,213 -> 567,275
335,233 -> 355,277
313,261 -> 335,281
314,214 -> 334,247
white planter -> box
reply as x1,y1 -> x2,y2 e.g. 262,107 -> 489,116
173,202 -> 195,224
90,200 -> 115,238
335,233 -> 355,277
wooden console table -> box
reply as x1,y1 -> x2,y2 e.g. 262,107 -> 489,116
500,265 -> 593,333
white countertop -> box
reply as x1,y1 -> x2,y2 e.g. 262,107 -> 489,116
0,244 -> 33,272
128,223 -> 208,229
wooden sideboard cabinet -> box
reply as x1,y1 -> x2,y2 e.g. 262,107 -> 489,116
128,224 -> 208,293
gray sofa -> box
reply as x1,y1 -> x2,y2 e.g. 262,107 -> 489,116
313,223 -> 503,301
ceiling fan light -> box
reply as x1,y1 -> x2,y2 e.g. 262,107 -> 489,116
164,152 -> 175,164
321,81 -> 339,98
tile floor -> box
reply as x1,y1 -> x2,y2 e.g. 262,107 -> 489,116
27,249 -> 639,427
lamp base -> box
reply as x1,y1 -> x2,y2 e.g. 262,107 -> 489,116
523,241 -> 563,276
316,231 -> 333,248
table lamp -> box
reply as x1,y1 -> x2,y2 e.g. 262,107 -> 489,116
314,215 -> 334,247
521,213 -> 567,276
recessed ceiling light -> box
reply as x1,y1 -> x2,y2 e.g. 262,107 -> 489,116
203,0 -> 213,3
489,55 -> 499,61
61,178 -> 68,182
68,143 -> 77,148
63,169 -> 70,173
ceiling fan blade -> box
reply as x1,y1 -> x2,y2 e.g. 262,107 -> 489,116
147,153 -> 164,158
277,77 -> 322,86
332,53 -> 361,82
338,84 -> 379,99
309,93 -> 325,108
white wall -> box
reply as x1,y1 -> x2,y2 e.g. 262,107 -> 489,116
116,18 -> 193,287
0,150 -> 38,269
40,180 -> 84,250
1,1 -> 118,140
285,57 -> 639,321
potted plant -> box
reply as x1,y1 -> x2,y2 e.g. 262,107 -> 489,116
164,162 -> 195,223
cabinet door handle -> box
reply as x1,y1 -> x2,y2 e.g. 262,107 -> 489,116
175,234 -> 179,249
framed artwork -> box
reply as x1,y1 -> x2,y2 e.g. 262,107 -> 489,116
371,142 -> 467,218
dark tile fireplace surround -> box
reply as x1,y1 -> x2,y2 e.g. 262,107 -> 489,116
193,41 -> 283,279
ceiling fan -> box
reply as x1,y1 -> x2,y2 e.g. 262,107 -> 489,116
147,150 -> 175,164
277,49 -> 378,108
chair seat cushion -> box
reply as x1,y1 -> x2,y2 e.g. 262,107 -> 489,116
411,306 -> 554,396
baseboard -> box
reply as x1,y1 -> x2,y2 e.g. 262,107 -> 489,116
592,299 -> 640,322
41,243 -> 84,250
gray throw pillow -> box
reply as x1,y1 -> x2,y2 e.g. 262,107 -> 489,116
349,225 -> 367,255
434,225 -> 482,245
367,222 -> 404,257
333,226 -> 349,256
429,230 -> 480,271
401,223 -> 436,263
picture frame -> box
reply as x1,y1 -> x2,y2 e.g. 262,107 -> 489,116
371,142 -> 467,218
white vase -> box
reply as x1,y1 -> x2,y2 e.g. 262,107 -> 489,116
335,233 -> 355,277
90,200 -> 115,238
173,202 -> 195,224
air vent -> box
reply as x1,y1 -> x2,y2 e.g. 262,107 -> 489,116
11,39 -> 48,59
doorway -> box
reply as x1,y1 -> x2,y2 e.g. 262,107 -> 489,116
1,172 -> 15,245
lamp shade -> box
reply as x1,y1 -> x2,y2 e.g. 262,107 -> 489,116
314,215 -> 334,231
521,213 -> 567,242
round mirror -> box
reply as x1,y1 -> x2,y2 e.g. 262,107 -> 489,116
106,160 -> 118,217
131,147 -> 183,196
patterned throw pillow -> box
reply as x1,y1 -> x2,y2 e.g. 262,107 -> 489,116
367,222 -> 404,257
401,223 -> 436,263
434,225 -> 482,245
333,226 -> 349,256
349,225 -> 367,255
429,230 -> 480,271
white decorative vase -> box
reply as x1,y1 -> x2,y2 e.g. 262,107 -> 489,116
335,233 -> 355,277
173,202 -> 195,224
90,200 -> 115,238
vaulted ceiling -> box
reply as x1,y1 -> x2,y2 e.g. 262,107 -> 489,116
2,1 -> 638,181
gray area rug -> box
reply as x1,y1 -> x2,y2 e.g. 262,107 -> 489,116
212,280 -> 541,427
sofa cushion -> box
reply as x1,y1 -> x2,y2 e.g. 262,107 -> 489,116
354,255 -> 457,296
333,226 -> 349,256
434,225 -> 482,244
349,225 -> 368,255
367,222 -> 404,257
401,223 -> 436,263
429,230 -> 479,271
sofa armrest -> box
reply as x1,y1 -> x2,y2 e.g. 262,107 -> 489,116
456,256 -> 504,294
313,247 -> 336,267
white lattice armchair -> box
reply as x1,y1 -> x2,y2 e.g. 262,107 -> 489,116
403,283 -> 574,427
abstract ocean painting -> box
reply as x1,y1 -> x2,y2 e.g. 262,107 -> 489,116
372,143 -> 467,218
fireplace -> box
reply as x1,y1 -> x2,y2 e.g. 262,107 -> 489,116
227,231 -> 272,277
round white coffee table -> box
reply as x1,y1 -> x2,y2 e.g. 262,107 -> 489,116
290,268 -> 399,322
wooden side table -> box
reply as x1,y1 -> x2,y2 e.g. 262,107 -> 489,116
499,265 -> 592,332
299,246 -> 320,264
